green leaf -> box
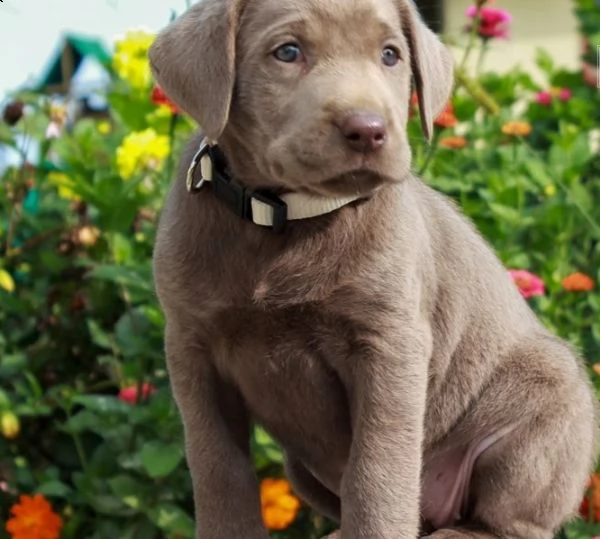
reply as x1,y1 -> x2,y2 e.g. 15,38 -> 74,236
72,395 -> 131,415
523,159 -> 553,190
535,49 -> 555,76
111,233 -> 133,265
64,410 -> 100,433
488,203 -> 525,227
252,426 -> 284,470
108,475 -> 144,510
146,503 -> 195,537
115,309 -> 152,358
36,480 -> 73,498
0,353 -> 27,378
0,389 -> 10,408
87,319 -> 114,350
140,441 -> 184,478
86,264 -> 152,291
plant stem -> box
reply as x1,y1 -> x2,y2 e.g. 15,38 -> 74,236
418,129 -> 442,176
72,431 -> 89,471
513,142 -> 524,214
460,8 -> 482,71
64,405 -> 89,472
476,42 -> 489,76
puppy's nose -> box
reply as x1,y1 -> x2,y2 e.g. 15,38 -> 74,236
339,112 -> 387,153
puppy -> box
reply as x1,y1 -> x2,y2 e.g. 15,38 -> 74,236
149,0 -> 598,537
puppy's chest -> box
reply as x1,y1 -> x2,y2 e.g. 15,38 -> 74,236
212,306 -> 353,465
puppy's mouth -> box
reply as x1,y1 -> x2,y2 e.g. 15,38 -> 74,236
311,167 -> 397,198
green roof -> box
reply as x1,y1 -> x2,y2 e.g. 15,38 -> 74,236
36,33 -> 112,91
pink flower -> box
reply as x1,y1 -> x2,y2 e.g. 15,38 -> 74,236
535,91 -> 553,106
535,87 -> 573,106
558,88 -> 572,102
466,4 -> 512,39
118,383 -> 156,404
508,269 -> 545,299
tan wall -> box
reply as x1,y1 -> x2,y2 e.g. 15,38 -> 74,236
444,0 -> 581,80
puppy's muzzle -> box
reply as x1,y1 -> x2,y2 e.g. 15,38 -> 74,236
335,111 -> 387,154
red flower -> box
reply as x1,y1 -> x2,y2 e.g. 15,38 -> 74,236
580,473 -> 600,522
151,85 -> 179,114
466,4 -> 512,39
118,383 -> 156,404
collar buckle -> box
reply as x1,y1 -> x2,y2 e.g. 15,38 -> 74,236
251,191 -> 288,234
186,138 -> 212,193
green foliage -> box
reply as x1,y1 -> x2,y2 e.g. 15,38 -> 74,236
1,9 -> 600,539
573,0 -> 600,63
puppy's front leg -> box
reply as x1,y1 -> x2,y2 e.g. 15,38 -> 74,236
166,326 -> 268,539
340,326 -> 430,539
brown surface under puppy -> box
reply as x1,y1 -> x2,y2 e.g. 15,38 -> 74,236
149,0 -> 598,537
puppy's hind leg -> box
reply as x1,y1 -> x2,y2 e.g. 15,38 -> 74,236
427,336 -> 596,539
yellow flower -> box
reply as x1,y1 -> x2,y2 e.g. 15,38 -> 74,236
97,120 -> 112,135
501,121 -> 532,137
1,411 -> 20,439
116,128 -> 170,180
544,184 -> 556,197
6,494 -> 62,539
46,172 -> 81,202
113,30 -> 155,91
260,478 -> 301,531
0,269 -> 15,293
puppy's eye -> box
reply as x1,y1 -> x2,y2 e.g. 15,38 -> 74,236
381,46 -> 400,67
273,43 -> 303,63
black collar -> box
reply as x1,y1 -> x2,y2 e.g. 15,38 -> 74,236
187,142 -> 288,233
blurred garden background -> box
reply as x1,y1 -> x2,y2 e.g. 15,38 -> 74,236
0,0 -> 599,538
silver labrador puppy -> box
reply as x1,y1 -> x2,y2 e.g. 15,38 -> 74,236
148,0 -> 598,537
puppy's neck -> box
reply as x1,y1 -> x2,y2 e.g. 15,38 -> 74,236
216,130 -> 288,193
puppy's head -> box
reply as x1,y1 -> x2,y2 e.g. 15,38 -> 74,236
150,0 -> 453,196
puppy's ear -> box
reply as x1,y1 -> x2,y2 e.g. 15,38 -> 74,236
399,0 -> 454,140
149,0 -> 244,141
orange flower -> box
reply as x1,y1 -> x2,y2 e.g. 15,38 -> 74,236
562,272 -> 595,292
580,472 -> 600,522
6,494 -> 63,539
501,121 -> 532,137
434,103 -> 458,129
440,136 -> 467,149
260,478 -> 301,531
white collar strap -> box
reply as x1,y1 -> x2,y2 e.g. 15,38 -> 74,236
186,138 -> 363,233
